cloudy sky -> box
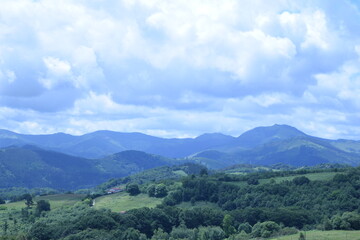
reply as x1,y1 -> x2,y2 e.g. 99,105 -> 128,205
1,0 -> 360,139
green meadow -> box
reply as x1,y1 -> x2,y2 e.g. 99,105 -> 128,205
1,194 -> 84,211
94,192 -> 163,212
260,171 -> 339,184
270,230 -> 360,240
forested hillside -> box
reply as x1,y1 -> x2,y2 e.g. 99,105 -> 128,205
2,166 -> 360,239
0,146 -> 177,189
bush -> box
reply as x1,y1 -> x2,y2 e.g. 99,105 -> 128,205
147,185 -> 156,197
247,177 -> 259,185
341,211 -> 360,230
36,200 -> 51,216
198,226 -> 225,240
238,222 -> 252,234
154,184 -> 168,198
127,184 -> 140,196
252,221 -> 280,238
293,176 -> 310,185
170,225 -> 197,240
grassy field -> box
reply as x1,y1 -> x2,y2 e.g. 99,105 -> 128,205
2,194 -> 85,211
229,171 -> 338,187
260,172 -> 339,184
0,194 -> 85,235
270,230 -> 360,240
227,166 -> 275,174
94,192 -> 163,212
173,170 -> 188,177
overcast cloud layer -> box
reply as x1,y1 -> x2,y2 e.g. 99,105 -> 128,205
1,0 -> 360,139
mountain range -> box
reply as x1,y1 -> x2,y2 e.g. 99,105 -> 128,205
0,128 -> 235,158
1,124 -> 360,189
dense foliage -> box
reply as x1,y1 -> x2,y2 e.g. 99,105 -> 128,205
2,167 -> 360,239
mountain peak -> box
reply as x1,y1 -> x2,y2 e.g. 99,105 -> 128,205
195,133 -> 234,141
236,124 -> 306,148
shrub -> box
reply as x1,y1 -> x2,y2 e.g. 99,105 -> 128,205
252,221 -> 280,238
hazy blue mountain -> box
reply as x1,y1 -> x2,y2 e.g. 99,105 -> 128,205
1,124 -> 360,172
0,129 -> 236,158
0,146 -> 176,189
235,136 -> 360,166
191,136 -> 360,168
0,146 -> 102,189
96,150 -> 176,176
234,124 -> 307,149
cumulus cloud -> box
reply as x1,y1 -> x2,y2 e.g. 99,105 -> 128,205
0,0 -> 360,139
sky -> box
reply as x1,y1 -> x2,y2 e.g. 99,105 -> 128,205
0,0 -> 360,139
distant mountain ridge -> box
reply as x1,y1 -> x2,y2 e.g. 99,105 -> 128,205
0,129 -> 237,158
0,124 -> 309,158
1,124 -> 360,182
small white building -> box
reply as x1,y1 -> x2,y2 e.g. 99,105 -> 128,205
106,187 -> 123,194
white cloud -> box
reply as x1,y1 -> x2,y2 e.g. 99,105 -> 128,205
301,10 -> 331,50
0,69 -> 16,84
0,0 -> 360,140
39,57 -> 72,89
279,10 -> 333,50
309,50 -> 360,108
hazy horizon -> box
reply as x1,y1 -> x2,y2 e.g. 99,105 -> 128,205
2,123 -> 358,141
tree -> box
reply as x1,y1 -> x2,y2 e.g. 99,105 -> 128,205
252,221 -> 280,238
148,184 -> 156,197
200,168 -> 208,176
28,222 -> 51,240
233,230 -> 250,240
298,232 -> 306,240
331,215 -> 350,230
121,228 -> 147,240
155,184 -> 168,198
170,225 -> 197,240
293,176 -> 310,185
0,198 -> 5,204
322,217 -> 332,230
2,220 -> 8,234
341,211 -> 360,230
127,184 -> 140,196
23,193 -> 33,208
151,228 -> 169,240
222,214 -> 236,236
247,177 -> 259,185
198,226 -> 225,240
238,222 -> 252,234
36,200 -> 51,216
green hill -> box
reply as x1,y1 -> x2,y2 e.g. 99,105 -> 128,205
96,163 -> 207,191
0,146 -> 103,189
0,146 -> 177,189
191,136 -> 360,168
96,150 -> 173,176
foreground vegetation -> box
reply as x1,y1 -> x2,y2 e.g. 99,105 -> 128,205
270,230 -> 360,240
1,165 -> 360,239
